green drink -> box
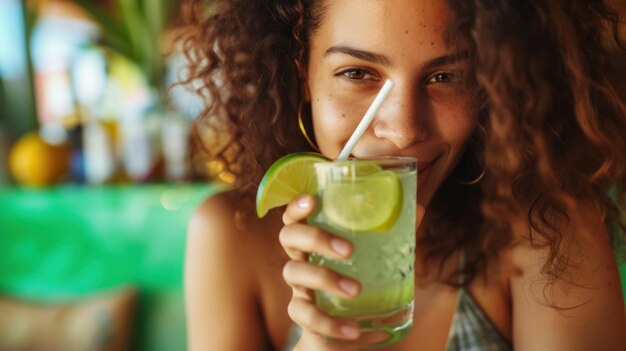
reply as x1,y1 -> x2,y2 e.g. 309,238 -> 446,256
309,157 -> 417,345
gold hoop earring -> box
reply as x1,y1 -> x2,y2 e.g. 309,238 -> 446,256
455,167 -> 485,185
455,124 -> 486,186
298,104 -> 319,151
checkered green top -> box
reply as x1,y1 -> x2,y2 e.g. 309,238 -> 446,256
444,287 -> 512,350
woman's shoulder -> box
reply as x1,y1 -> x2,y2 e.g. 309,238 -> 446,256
503,197 -> 626,349
186,191 -> 248,281
188,190 -> 282,247
188,190 -> 240,231
187,190 -> 287,271
506,198 -> 618,282
508,198 -> 615,264
184,193 -> 289,349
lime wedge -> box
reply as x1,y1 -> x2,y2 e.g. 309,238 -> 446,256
322,170 -> 402,232
350,161 -> 384,176
256,152 -> 330,217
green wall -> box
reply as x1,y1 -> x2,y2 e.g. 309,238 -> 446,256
0,183 -> 218,351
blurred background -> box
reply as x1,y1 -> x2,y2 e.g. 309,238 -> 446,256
0,0 -> 222,350
1,1 -> 625,351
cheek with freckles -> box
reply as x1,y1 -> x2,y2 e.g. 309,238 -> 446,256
311,95 -> 369,158
431,98 -> 476,147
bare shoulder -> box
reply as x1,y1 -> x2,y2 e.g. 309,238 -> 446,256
186,192 -> 253,277
185,191 -> 283,351
187,191 -> 242,244
187,191 -> 286,272
507,199 -> 626,350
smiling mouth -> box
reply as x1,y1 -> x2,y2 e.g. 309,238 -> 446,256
418,161 -> 433,173
417,157 -> 438,192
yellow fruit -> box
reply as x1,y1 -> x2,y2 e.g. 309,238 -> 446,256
8,131 -> 70,187
321,169 -> 402,232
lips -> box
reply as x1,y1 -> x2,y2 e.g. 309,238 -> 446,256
417,159 -> 436,192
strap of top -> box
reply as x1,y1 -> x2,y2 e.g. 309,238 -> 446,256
446,249 -> 513,351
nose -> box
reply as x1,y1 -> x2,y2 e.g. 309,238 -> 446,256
372,84 -> 426,150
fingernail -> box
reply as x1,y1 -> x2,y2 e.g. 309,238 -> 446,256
341,324 -> 360,338
339,279 -> 359,296
330,239 -> 350,256
297,197 -> 309,209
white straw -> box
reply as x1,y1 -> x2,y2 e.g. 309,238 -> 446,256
337,79 -> 394,160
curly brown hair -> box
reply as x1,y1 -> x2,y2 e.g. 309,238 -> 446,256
176,0 -> 626,285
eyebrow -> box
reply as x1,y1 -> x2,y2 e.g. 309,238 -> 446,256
324,46 -> 392,66
422,53 -> 467,70
324,45 -> 467,70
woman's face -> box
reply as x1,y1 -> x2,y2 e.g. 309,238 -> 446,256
306,0 -> 477,207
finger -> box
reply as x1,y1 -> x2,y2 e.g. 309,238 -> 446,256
346,330 -> 392,345
288,298 -> 361,340
283,260 -> 360,299
283,195 -> 316,225
416,203 -> 426,221
291,285 -> 313,301
279,227 -> 307,261
416,203 -> 426,229
279,223 -> 353,260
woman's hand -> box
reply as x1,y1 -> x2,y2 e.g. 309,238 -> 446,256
280,195 -> 393,350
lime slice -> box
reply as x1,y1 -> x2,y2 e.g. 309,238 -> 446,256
322,170 -> 402,232
256,152 -> 330,217
350,160 -> 384,176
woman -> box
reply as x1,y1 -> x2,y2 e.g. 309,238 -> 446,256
179,0 -> 626,350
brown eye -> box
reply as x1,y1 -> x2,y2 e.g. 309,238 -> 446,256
428,72 -> 459,84
342,69 -> 374,80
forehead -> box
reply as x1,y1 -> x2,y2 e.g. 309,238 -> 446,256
311,0 -> 451,57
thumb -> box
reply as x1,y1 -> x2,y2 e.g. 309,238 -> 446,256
416,203 -> 426,230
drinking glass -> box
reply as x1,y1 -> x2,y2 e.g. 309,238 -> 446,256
308,157 -> 417,346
